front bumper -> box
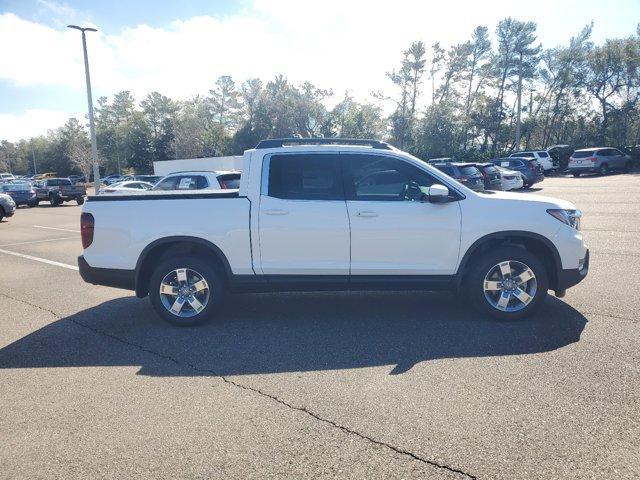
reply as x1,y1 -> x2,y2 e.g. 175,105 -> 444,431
556,249 -> 589,290
78,255 -> 135,291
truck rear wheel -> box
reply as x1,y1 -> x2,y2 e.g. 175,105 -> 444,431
466,246 -> 548,320
76,196 -> 85,205
148,255 -> 224,326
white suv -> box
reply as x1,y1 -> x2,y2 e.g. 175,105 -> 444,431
509,151 -> 555,172
153,171 -> 240,191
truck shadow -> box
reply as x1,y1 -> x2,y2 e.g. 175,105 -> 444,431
0,292 -> 587,376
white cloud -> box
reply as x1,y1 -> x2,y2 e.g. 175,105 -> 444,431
0,0 -> 638,140
0,109 -> 76,141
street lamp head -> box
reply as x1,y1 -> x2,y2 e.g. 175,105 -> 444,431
67,25 -> 98,32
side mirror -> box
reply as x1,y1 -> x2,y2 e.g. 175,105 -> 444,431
428,184 -> 450,203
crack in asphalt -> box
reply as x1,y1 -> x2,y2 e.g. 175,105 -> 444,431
0,292 -> 476,479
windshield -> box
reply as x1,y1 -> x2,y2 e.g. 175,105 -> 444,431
460,166 -> 481,176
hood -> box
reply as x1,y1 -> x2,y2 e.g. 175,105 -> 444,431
478,190 -> 576,210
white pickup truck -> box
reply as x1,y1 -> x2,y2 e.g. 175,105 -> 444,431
78,138 -> 589,326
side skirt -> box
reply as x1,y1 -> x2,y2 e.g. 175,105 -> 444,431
229,274 -> 455,294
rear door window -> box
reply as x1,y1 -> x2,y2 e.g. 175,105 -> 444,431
154,177 -> 179,190
267,154 -> 343,200
537,151 -> 549,158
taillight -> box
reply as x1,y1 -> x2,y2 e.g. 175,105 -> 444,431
80,212 -> 94,249
589,157 -> 597,163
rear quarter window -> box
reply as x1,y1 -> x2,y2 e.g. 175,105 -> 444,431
537,151 -> 549,157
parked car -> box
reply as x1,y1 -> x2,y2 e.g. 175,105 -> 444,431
568,147 -> 633,176
430,162 -> 485,191
152,171 -> 241,191
426,157 -> 455,164
491,157 -> 544,188
470,163 -> 503,190
69,175 -> 86,184
0,182 -> 37,207
495,166 -> 524,191
78,137 -> 589,326
34,172 -> 58,180
101,174 -> 126,185
0,192 -> 16,221
0,173 -> 15,183
509,151 -> 556,172
100,181 -> 154,195
33,178 -> 86,206
133,175 -> 163,185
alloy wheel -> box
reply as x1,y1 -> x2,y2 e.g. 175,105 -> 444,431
483,260 -> 537,312
159,268 -> 210,318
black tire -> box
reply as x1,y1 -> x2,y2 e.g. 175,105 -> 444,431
572,172 -> 581,177
148,255 -> 225,327
599,163 -> 609,176
76,196 -> 85,205
624,161 -> 632,173
466,246 -> 548,320
0,207 -> 4,222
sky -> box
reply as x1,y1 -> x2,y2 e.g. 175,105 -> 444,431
0,0 -> 639,142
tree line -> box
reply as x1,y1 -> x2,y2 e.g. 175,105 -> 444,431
1,18 -> 639,177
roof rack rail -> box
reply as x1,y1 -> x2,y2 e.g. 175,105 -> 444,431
255,138 -> 391,150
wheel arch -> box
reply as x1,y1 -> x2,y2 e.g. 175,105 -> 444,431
455,231 -> 562,291
134,236 -> 233,298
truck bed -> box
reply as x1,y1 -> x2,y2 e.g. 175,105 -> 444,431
82,193 -> 252,274
87,190 -> 240,202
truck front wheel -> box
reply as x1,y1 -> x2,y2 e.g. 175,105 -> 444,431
466,246 -> 548,320
148,255 -> 224,326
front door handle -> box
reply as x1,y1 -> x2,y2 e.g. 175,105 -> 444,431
356,211 -> 378,218
263,209 -> 289,216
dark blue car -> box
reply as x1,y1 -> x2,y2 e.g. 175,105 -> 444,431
0,182 -> 37,207
490,157 -> 544,188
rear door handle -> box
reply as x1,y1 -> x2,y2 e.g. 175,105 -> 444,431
263,209 -> 289,216
356,211 -> 378,218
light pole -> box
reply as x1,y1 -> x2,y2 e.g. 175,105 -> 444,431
68,24 -> 100,194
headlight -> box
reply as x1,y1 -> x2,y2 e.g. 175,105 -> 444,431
547,209 -> 581,230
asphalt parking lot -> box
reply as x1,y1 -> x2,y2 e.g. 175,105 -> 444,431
1,174 -> 639,479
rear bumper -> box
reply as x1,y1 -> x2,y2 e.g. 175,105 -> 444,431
556,249 -> 589,290
78,255 -> 135,291
567,166 -> 596,173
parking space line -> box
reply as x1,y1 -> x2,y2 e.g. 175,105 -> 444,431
33,225 -> 80,233
0,248 -> 78,270
0,236 -> 77,247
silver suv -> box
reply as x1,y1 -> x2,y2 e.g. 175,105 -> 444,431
568,148 -> 632,176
